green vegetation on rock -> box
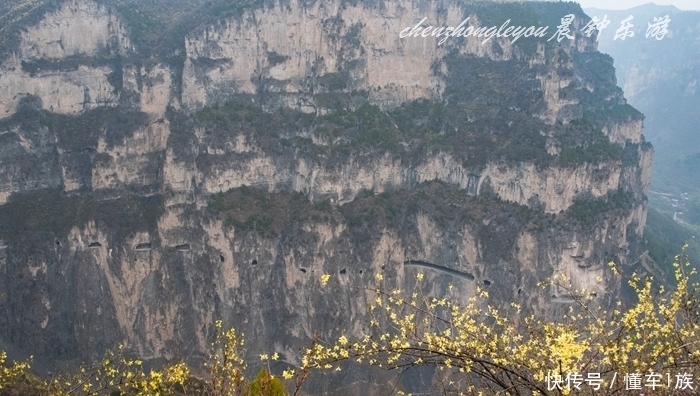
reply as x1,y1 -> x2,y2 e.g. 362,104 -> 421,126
0,189 -> 164,258
566,188 -> 632,227
644,208 -> 700,280
208,186 -> 337,238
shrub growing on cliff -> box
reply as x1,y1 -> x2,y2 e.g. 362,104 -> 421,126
0,352 -> 30,391
45,345 -> 189,396
206,320 -> 307,396
567,188 -> 632,227
300,251 -> 700,395
3,252 -> 700,395
248,368 -> 286,396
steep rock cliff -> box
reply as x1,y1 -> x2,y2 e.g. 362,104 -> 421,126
0,0 -> 651,391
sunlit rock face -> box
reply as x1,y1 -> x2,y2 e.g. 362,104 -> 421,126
0,0 -> 651,392
0,0 -> 131,118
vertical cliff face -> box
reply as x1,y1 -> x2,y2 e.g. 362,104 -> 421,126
587,4 -> 700,160
181,0 -> 520,111
0,0 -> 131,117
0,0 -> 651,389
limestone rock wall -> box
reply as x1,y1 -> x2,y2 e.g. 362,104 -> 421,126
181,0 -> 516,110
0,0 -> 653,387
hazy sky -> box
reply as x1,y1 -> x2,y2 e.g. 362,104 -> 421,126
576,0 -> 700,10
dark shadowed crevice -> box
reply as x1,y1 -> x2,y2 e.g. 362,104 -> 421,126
403,259 -> 475,281
175,243 -> 190,252
134,242 -> 152,251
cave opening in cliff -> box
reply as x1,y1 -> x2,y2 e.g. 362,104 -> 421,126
134,243 -> 152,251
175,243 -> 190,252
1,0 -> 693,393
